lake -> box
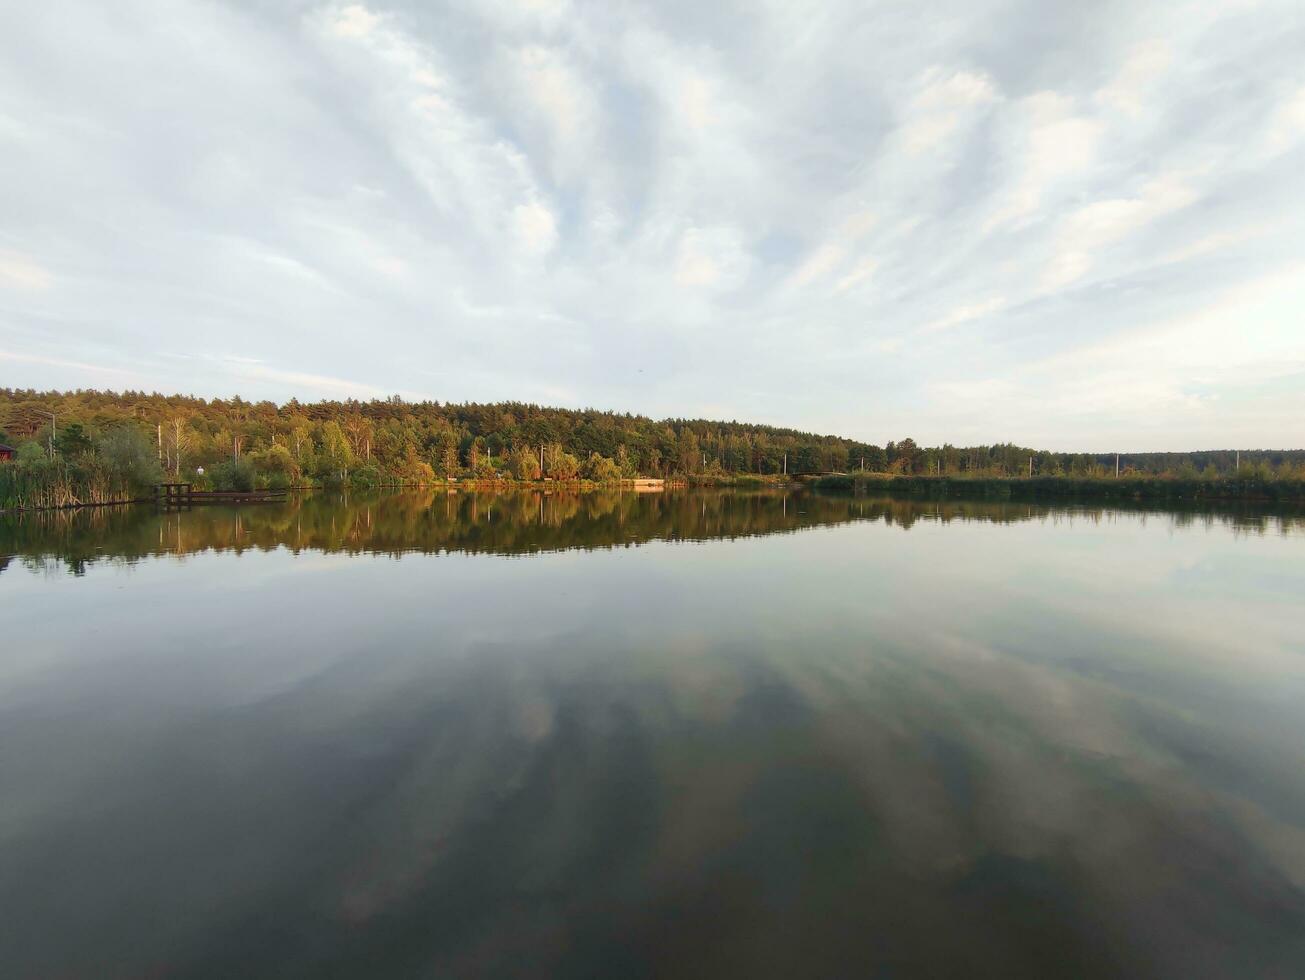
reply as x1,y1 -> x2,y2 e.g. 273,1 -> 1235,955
2,489 -> 1304,978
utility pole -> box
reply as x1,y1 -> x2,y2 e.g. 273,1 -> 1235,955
1028,456 -> 1033,477
1236,450 -> 1240,472
1115,453 -> 1120,478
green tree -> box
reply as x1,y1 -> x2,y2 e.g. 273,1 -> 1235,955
510,445 -> 542,480
16,440 -> 46,463
585,453 -> 621,482
544,443 -> 580,480
677,429 -> 701,474
97,425 -> 163,491
250,443 -> 301,489
319,420 -> 355,481
615,444 -> 638,478
56,422 -> 94,457
439,442 -> 460,478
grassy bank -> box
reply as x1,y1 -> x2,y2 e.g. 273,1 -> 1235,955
0,467 -> 690,513
811,473 -> 1305,502
683,473 -> 791,488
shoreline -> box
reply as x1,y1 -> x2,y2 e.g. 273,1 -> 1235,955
810,473 -> 1305,503
7,473 -> 1305,515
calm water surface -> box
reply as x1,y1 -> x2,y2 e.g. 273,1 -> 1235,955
3,490 -> 1305,978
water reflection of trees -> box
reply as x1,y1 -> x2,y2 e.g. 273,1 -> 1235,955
2,490 -> 1302,575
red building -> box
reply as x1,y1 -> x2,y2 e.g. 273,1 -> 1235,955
0,444 -> 15,461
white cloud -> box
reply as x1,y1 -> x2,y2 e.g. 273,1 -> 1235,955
1264,84 -> 1305,155
674,227 -> 751,289
314,2 -> 556,257
371,254 -> 409,278
330,4 -> 380,39
899,68 -> 999,155
786,208 -> 878,291
1159,222 -> 1273,265
503,44 -> 600,181
463,0 -> 572,34
678,73 -> 717,132
939,263 -> 1305,445
0,349 -> 126,374
985,93 -> 1104,231
835,258 -> 878,293
1043,174 -> 1198,289
921,296 -> 1006,334
1095,40 -> 1173,118
229,360 -> 431,401
788,243 -> 845,289
0,251 -> 54,290
512,200 -> 559,255
1,0 -> 1302,447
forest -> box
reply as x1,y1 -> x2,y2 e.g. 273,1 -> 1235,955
2,387 -> 1304,510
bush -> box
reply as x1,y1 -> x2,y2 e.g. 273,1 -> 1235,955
0,428 -> 162,509
584,453 -> 622,482
97,425 -> 164,493
349,464 -> 382,489
249,444 -> 301,485
210,459 -> 255,492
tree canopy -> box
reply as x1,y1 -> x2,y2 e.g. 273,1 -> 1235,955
2,388 -> 1302,493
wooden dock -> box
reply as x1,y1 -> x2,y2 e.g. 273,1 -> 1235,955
155,483 -> 288,509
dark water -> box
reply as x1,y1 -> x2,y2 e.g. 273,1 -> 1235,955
2,489 -> 1304,979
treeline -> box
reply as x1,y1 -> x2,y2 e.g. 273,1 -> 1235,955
1,388 -> 862,494
815,473 -> 1305,503
2,388 -> 1304,508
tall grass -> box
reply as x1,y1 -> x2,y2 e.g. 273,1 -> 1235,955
812,473 -> 1305,502
0,427 -> 163,511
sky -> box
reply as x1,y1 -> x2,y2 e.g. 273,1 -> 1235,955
1,0 -> 1303,451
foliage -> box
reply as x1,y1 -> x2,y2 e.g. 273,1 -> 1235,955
97,425 -> 164,490
544,443 -> 581,480
584,453 -> 622,482
3,386 -> 1304,509
17,441 -> 46,463
0,424 -> 163,509
510,445 -> 542,481
812,473 -> 1305,502
249,444 -> 301,484
210,459 -> 255,492
349,464 -> 383,489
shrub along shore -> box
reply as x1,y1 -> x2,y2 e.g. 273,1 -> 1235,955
811,473 -> 1305,502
